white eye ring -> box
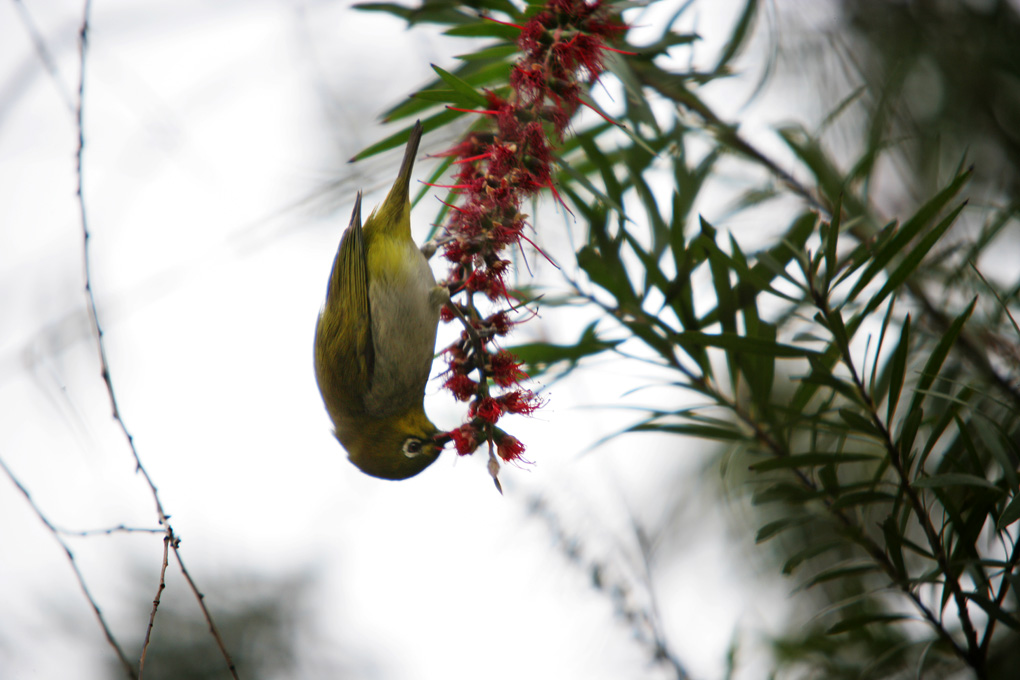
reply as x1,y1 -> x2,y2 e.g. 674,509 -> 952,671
402,438 -> 424,458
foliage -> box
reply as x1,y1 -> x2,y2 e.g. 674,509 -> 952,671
359,0 -> 1020,677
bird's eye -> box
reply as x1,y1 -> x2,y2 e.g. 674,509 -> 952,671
402,438 -> 424,457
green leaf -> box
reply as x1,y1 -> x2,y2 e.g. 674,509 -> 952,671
411,88 -> 480,106
964,592 -> 1020,630
444,21 -> 522,39
749,452 -> 879,472
881,516 -> 907,580
629,422 -> 744,442
713,0 -> 758,74
906,298 -> 977,416
508,323 -> 620,376
802,564 -> 879,590
822,195 -> 842,290
674,331 -> 819,358
895,405 -> 922,459
830,490 -> 896,510
353,3 -> 415,20
998,494 -> 1020,530
783,541 -> 843,574
748,212 -> 816,292
454,43 -> 517,61
912,474 -> 1002,492
430,63 -> 489,107
755,516 -> 811,543
350,109 -> 464,162
799,363 -> 866,406
837,408 -> 881,437
826,614 -> 912,635
743,319 -> 776,410
886,315 -> 910,422
846,169 -> 971,304
752,482 -> 825,505
857,202 -> 967,320
702,218 -> 737,335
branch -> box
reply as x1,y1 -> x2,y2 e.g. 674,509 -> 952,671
171,538 -> 240,679
0,455 -> 138,679
812,292 -> 984,674
138,534 -> 170,678
73,4 -> 239,678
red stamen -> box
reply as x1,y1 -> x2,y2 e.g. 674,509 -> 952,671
481,15 -> 524,30
518,231 -> 559,269
425,182 -> 472,190
580,100 -> 624,127
447,106 -> 501,116
600,45 -> 638,55
545,179 -> 574,217
437,197 -> 467,214
454,153 -> 492,165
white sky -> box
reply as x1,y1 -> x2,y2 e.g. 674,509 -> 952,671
0,1 -> 826,679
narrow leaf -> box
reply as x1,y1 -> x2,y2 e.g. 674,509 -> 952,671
827,614 -> 912,635
430,64 -> 489,107
886,315 -> 911,422
998,494 -> 1020,530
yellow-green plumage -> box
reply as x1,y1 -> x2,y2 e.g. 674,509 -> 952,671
314,121 -> 443,480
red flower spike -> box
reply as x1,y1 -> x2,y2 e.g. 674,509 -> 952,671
433,0 -> 628,476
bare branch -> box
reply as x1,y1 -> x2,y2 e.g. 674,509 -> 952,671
0,455 -> 138,680
171,538 -> 241,680
138,534 -> 171,679
73,2 -> 239,677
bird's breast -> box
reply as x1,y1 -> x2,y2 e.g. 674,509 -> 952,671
363,238 -> 440,418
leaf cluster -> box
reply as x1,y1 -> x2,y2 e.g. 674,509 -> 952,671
358,1 -> 1020,677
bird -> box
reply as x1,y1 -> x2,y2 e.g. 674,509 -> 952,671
314,121 -> 445,480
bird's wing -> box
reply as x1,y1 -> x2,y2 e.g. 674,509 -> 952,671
316,192 -> 374,412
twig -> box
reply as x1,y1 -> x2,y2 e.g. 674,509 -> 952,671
138,534 -> 171,679
0,455 -> 138,680
811,291 -> 984,674
58,524 -> 165,537
171,540 -> 240,679
527,495 -> 697,679
73,3 -> 239,678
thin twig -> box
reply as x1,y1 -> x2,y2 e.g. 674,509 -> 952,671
73,4 -> 239,678
978,532 -> 1020,658
812,291 -> 984,674
0,455 -> 139,680
171,540 -> 240,680
138,534 -> 171,679
58,525 -> 165,537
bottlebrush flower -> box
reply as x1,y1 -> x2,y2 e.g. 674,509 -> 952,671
436,0 -> 628,482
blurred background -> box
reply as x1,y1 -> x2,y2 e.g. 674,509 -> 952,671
2,1 -> 1018,678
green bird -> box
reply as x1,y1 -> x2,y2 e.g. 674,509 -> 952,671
314,121 -> 445,479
